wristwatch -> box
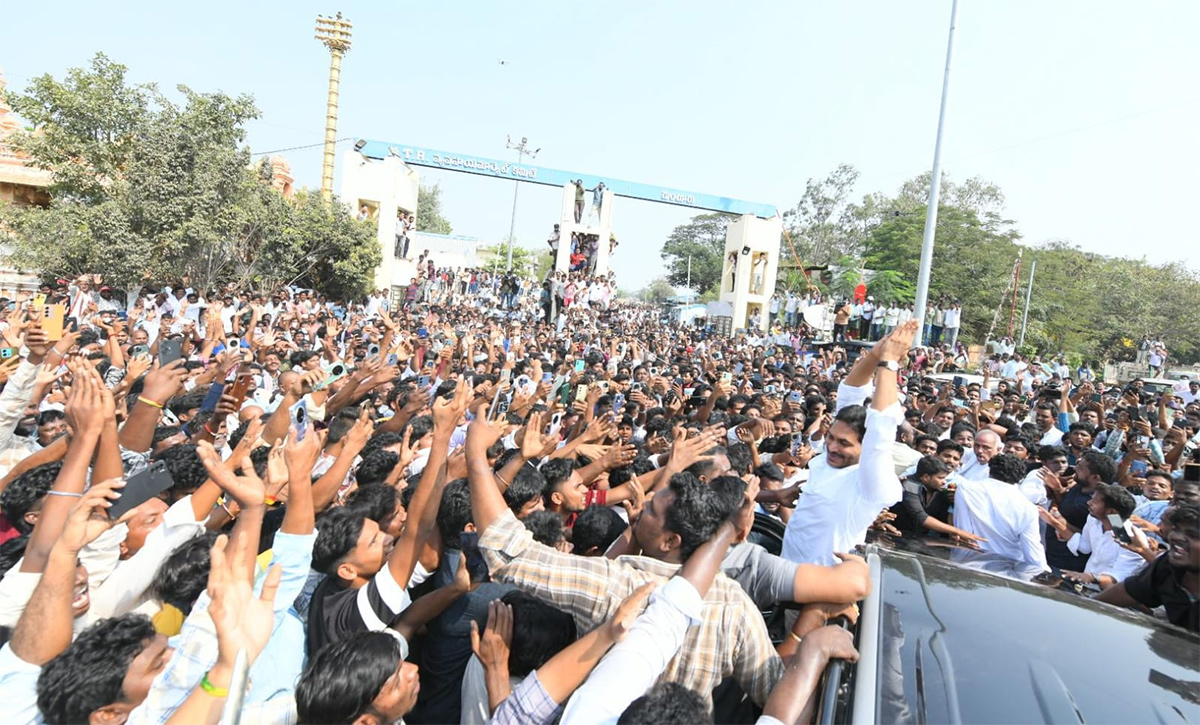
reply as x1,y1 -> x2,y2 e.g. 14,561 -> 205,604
877,360 -> 900,372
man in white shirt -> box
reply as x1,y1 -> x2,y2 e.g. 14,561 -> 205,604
942,302 -> 962,348
785,293 -> 799,327
1039,483 -> 1148,590
782,321 -> 912,566
1034,402 -> 1065,446
958,429 -> 1003,481
953,454 -> 1048,571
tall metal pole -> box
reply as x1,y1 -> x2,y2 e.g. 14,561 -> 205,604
1019,259 -> 1036,347
315,13 -> 353,203
687,255 -> 692,290
505,136 -> 538,272
913,0 -> 960,334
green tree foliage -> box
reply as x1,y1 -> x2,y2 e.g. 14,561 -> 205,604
639,278 -> 677,304
739,163 -> 1200,363
416,183 -> 453,235
479,238 -> 540,275
0,53 -> 379,300
660,213 -> 734,294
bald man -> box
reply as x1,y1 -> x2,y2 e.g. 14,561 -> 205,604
959,429 -> 1003,481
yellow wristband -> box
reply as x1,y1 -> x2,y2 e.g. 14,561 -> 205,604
200,671 -> 229,698
137,396 -> 164,409
788,630 -> 803,645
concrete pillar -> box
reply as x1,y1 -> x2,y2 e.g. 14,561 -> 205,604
718,214 -> 782,335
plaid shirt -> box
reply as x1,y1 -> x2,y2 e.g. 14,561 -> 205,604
478,510 -> 783,707
492,671 -> 562,725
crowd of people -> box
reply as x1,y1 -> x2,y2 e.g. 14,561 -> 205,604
0,268 -> 1194,725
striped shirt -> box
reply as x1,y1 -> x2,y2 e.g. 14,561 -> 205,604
478,509 -> 783,707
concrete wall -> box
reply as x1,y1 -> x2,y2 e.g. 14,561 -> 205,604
338,150 -> 420,291
718,214 -> 783,334
553,184 -> 615,276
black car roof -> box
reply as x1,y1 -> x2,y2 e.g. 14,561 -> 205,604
865,545 -> 1200,724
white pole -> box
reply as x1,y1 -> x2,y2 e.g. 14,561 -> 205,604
1019,259 -> 1036,347
687,255 -> 692,290
913,0 -> 960,335
506,148 -> 523,272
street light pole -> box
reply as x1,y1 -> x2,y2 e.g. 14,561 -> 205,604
1019,259 -> 1036,347
314,12 -> 353,203
913,0 -> 960,335
505,135 -> 538,272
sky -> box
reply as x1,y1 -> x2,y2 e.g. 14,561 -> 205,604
1,1 -> 1197,290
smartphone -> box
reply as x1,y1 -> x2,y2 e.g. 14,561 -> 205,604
720,372 -> 733,386
32,293 -> 46,307
226,337 -> 241,351
459,531 -> 489,583
1106,514 -> 1133,544
1090,393 -> 1102,404
417,374 -> 431,388
0,347 -> 15,359
488,386 -> 510,420
1129,407 -> 1143,423
228,374 -> 252,406
541,371 -> 554,384
574,360 -> 585,373
130,344 -> 150,360
791,432 -> 808,456
499,368 -> 512,383
788,391 -> 803,405
158,337 -> 184,367
42,304 -> 66,341
108,460 -> 174,520
953,375 -> 966,389
549,411 -> 565,436
387,353 -> 398,366
1184,464 -> 1200,483
575,384 -> 589,403
290,398 -> 309,441
613,393 -> 626,413
314,362 -> 348,391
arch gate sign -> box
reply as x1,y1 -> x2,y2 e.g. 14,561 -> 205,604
348,139 -> 782,334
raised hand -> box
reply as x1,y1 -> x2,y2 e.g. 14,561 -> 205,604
207,534 -> 283,667
605,581 -> 657,642
470,599 -> 513,672
58,478 -> 132,553
141,359 -> 188,406
198,440 -> 266,509
621,474 -> 646,521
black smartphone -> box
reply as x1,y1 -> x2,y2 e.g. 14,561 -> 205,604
1107,514 -> 1133,545
459,531 -> 489,583
1184,464 -> 1200,483
108,461 -> 174,520
159,337 -> 184,367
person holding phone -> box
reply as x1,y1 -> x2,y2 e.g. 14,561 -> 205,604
1041,483 -> 1149,590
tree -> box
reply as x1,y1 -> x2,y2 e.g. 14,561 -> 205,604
479,238 -> 540,276
660,213 -> 733,294
416,183 -> 453,235
640,278 -> 677,304
0,53 -> 380,300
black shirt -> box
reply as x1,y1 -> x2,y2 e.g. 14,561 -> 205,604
1045,483 -> 1092,570
306,564 -> 411,658
891,480 -> 952,537
1123,554 -> 1199,633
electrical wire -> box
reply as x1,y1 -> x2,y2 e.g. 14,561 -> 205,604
251,137 -> 355,156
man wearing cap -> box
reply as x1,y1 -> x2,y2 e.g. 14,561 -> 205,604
96,285 -> 123,313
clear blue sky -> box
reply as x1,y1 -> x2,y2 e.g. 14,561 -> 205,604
3,1 -> 1197,290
